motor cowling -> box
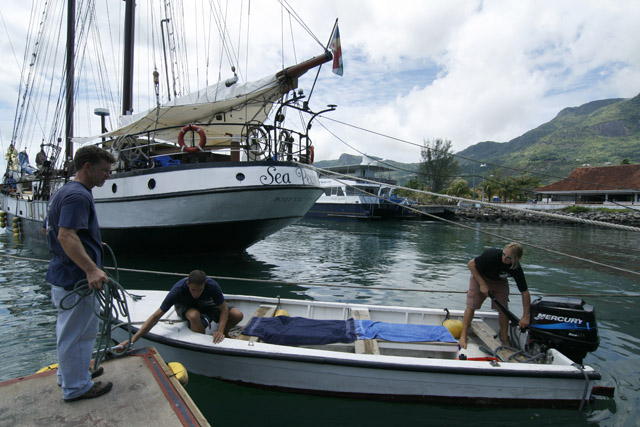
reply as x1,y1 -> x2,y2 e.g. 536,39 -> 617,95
528,296 -> 599,364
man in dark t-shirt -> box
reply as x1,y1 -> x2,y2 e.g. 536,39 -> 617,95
45,145 -> 115,402
119,270 -> 243,346
459,242 -> 531,349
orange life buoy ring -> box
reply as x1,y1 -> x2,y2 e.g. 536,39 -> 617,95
307,145 -> 314,164
178,125 -> 206,153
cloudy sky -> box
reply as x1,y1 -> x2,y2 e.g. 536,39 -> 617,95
1,0 -> 639,166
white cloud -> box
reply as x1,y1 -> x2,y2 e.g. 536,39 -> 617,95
1,0 -> 639,167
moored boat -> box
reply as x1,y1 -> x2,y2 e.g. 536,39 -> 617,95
113,290 -> 603,407
1,1 -> 336,253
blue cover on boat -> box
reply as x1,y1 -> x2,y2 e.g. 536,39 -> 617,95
242,316 -> 358,345
354,320 -> 458,343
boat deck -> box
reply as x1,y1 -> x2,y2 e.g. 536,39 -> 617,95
0,347 -> 209,427
234,303 -> 503,362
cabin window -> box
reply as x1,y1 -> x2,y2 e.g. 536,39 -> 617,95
348,186 -> 372,196
324,188 -> 331,196
331,187 -> 344,196
148,179 -> 156,190
111,183 -> 117,193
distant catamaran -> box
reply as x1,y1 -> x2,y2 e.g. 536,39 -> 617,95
1,0 -> 338,253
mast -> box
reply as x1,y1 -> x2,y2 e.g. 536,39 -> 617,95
65,0 -> 75,160
122,0 -> 136,116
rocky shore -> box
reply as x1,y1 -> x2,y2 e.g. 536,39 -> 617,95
454,206 -> 640,227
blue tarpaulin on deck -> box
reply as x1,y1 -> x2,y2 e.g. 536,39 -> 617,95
355,320 -> 457,343
241,316 -> 457,345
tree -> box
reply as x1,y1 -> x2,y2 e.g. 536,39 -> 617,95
446,178 -> 472,198
418,139 -> 458,194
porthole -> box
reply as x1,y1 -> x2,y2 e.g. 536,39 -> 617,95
148,179 -> 156,190
236,173 -> 245,182
112,183 -> 117,193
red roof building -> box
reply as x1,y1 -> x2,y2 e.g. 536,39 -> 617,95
535,164 -> 640,204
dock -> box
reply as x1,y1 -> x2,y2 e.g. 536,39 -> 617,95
0,347 -> 209,427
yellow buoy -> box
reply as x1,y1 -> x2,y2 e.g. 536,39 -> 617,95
275,308 -> 289,317
37,363 -> 59,373
443,319 -> 463,339
168,362 -> 188,386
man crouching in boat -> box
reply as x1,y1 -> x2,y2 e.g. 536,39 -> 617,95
459,242 -> 531,349
119,270 -> 243,346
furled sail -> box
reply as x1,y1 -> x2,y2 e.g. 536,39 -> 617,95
92,52 -> 332,146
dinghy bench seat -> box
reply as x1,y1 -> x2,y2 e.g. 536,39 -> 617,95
236,305 -> 277,342
350,308 -> 460,358
350,308 -> 381,355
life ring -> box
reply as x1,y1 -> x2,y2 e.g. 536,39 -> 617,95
307,145 -> 314,164
178,125 -> 206,153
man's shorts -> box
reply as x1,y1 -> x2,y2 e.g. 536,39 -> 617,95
175,304 -> 235,328
466,275 -> 509,310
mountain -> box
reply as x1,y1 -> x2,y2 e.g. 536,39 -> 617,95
316,94 -> 640,186
457,93 -> 640,184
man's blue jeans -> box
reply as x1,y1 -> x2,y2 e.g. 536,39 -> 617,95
51,285 -> 99,400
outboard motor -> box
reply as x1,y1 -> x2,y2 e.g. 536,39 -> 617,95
528,296 -> 599,364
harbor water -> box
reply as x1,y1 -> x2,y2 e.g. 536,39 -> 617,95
1,219 -> 638,426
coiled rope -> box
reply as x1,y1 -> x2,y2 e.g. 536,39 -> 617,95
58,244 -> 135,370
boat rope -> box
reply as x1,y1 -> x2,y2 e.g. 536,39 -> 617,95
2,253 -> 639,298
305,164 -> 640,279
573,363 -> 591,412
57,244 -> 134,370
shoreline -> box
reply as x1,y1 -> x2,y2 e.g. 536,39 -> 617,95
453,206 -> 640,227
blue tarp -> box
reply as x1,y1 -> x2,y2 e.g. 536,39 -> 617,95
355,320 -> 457,343
242,316 -> 357,345
241,316 -> 457,346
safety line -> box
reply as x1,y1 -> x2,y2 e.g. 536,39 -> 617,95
1,253 -> 638,297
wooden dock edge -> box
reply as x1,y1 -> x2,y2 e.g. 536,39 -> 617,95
150,348 -> 210,427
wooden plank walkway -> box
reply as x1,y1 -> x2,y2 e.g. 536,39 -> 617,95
0,347 -> 209,427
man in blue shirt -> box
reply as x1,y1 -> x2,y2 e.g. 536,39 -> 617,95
459,242 -> 531,349
119,270 -> 243,347
45,145 -> 115,402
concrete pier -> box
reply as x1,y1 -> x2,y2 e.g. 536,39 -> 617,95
0,347 -> 209,427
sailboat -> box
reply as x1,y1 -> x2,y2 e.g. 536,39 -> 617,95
0,0 -> 335,253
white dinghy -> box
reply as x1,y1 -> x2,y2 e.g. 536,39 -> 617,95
112,291 -> 604,407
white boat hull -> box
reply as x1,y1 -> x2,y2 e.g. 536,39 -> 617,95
112,291 -> 600,406
1,162 -> 322,252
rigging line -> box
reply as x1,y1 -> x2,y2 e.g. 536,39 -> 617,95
2,253 -> 638,297
277,0 -> 324,49
321,116 -> 640,192
306,165 -> 640,277
318,120 -> 547,200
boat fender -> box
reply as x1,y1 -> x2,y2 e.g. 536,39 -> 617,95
168,362 -> 189,386
443,319 -> 463,339
441,309 -> 462,339
178,124 -> 206,153
36,363 -> 59,373
307,145 -> 314,164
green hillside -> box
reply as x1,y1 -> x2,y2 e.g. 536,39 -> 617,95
316,93 -> 640,186
457,93 -> 640,184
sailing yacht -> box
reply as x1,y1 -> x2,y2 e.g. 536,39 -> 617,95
0,1 -> 336,253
